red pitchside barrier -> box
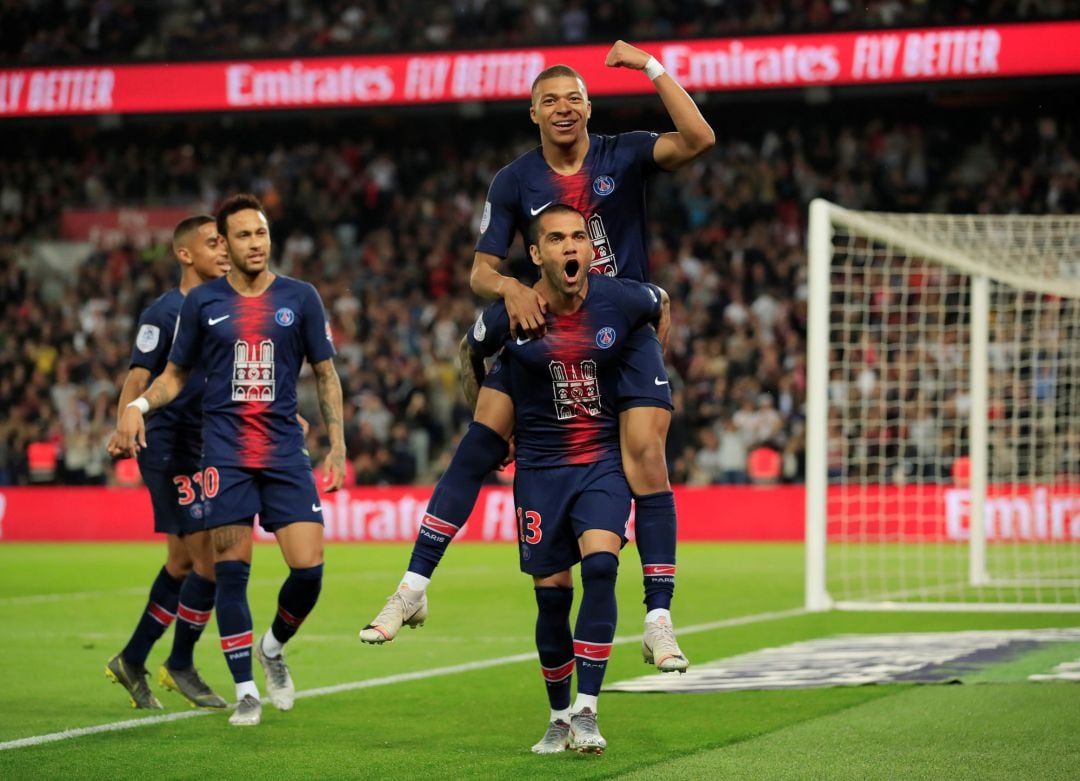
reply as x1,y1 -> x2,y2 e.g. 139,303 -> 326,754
3,484 -> 1076,543
0,485 -> 804,542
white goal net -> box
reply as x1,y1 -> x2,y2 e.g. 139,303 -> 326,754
805,199 -> 1080,612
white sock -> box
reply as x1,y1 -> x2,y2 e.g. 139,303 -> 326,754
236,680 -> 260,702
401,572 -> 431,592
572,694 -> 598,715
645,608 -> 672,625
551,707 -> 571,724
261,629 -> 284,658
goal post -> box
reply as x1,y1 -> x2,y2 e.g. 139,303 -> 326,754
805,199 -> 1080,612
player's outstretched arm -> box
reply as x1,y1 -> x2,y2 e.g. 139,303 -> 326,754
106,366 -> 151,458
471,250 -> 548,338
605,39 -> 716,171
457,335 -> 487,412
112,362 -> 190,458
313,358 -> 346,492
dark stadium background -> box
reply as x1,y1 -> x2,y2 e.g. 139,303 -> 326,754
0,1 -> 1076,494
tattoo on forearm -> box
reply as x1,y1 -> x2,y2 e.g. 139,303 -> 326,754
314,360 -> 345,450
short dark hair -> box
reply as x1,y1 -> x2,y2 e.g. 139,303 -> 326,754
172,214 -> 215,249
216,193 -> 267,238
527,203 -> 584,248
530,64 -> 587,102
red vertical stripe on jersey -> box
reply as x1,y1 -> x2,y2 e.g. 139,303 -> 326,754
233,292 -> 276,467
550,168 -> 594,217
547,307 -> 609,465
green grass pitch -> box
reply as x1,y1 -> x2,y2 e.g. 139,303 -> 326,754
1,541 -> 1077,780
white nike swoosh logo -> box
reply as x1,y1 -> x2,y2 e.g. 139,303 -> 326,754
529,201 -> 553,217
208,315 -> 230,326
654,378 -> 669,385
515,336 -> 531,345
312,504 -> 322,512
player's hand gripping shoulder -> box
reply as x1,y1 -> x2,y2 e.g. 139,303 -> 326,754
502,276 -> 548,339
312,358 -> 347,492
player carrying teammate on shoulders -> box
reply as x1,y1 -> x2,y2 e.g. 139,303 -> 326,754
361,40 -> 713,674
115,194 -> 347,726
466,204 -> 671,753
105,215 -> 230,710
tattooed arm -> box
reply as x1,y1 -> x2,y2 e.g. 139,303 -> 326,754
457,335 -> 488,412
113,362 -> 191,457
313,357 -> 347,492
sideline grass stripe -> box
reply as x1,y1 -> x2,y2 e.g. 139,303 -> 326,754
0,606 -> 804,751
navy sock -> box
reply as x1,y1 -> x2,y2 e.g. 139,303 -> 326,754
214,560 -> 253,684
574,552 -> 619,697
635,491 -> 677,611
121,566 -> 182,668
407,422 -> 508,577
270,564 -> 324,647
534,587 -> 575,712
166,571 -> 216,670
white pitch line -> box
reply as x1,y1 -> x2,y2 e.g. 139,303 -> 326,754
0,605 -> 806,752
0,567 -> 498,608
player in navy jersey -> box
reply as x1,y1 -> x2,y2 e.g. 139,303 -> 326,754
115,194 -> 346,727
104,215 -> 230,711
363,41 -> 712,674
467,204 -> 670,753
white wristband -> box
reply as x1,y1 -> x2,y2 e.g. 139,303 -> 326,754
126,397 -> 150,414
643,56 -> 665,81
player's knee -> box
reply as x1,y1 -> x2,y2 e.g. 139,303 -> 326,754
580,552 -> 619,586
290,563 -> 324,584
456,421 -> 510,477
623,452 -> 670,495
534,585 -> 574,614
165,552 -> 193,579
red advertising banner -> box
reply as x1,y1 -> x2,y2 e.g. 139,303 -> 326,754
4,483 -> 1076,543
60,207 -> 194,245
0,485 -> 805,542
0,22 -> 1077,118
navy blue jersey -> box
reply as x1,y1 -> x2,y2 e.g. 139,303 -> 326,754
169,275 -> 335,469
469,275 -> 662,467
476,132 -> 660,282
129,288 -> 206,470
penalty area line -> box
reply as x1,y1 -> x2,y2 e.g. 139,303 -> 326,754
0,605 -> 805,751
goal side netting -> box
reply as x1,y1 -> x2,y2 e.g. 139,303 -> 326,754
806,199 -> 1080,612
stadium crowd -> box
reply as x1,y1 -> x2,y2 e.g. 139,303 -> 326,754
2,98 -> 1075,487
1,0 -> 1073,65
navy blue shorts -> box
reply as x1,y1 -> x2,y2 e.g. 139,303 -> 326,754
201,465 -> 324,532
615,326 -> 672,412
513,459 -> 631,577
142,464 -> 207,537
482,332 -> 671,412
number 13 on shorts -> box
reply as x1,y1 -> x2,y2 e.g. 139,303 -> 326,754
516,507 -> 542,544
